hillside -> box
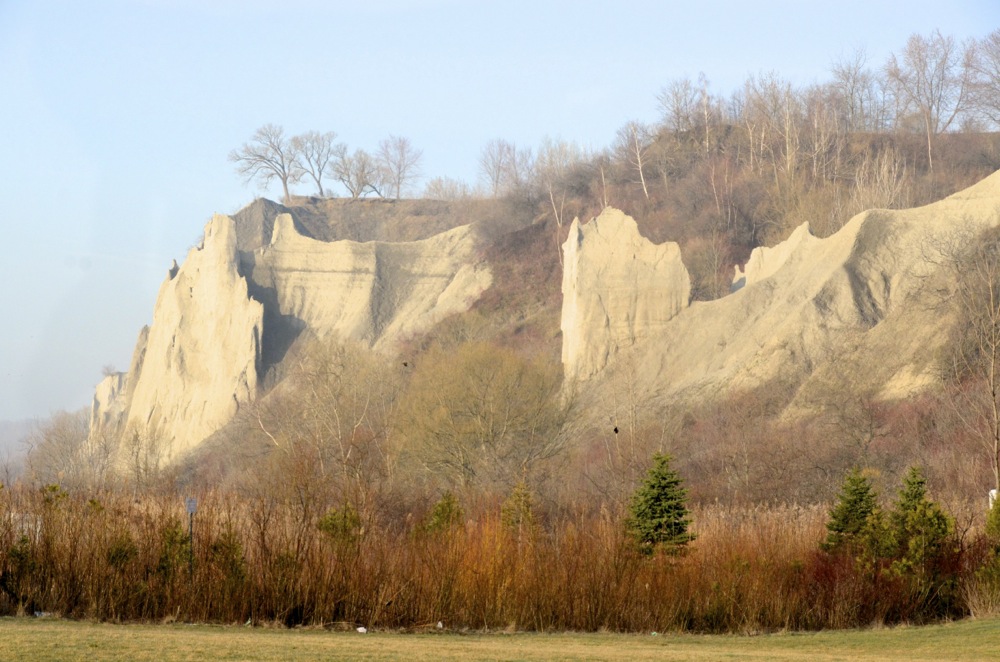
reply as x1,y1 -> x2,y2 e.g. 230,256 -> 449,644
567,171 -> 1000,427
75,168 -> 1000,506
90,198 -> 534,461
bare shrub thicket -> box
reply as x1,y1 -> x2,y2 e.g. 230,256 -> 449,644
395,342 -> 568,495
235,338 -> 401,532
11,324 -> 1000,629
944,223 -> 1000,493
0,486 -> 985,631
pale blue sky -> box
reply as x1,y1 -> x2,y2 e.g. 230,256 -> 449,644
0,0 -> 997,421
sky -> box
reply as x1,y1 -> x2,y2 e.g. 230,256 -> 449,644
0,0 -> 997,422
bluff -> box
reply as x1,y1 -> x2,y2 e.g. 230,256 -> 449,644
92,207 -> 491,460
91,170 -> 1000,464
564,169 -> 1000,422
561,208 -> 690,383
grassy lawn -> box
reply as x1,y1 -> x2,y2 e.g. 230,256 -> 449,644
1,616 -> 999,661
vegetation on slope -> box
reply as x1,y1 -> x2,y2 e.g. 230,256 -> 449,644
7,27 -> 1000,634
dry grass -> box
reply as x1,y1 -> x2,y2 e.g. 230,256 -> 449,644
0,486 -> 982,632
2,616 -> 1000,661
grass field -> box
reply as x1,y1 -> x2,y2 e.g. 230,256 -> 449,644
2,616 -> 999,661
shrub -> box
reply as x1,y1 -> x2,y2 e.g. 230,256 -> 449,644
986,493 -> 1000,541
157,520 -> 191,581
106,534 -> 138,570
501,481 -> 536,535
317,503 -> 362,544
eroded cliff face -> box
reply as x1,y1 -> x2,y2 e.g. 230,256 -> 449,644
731,222 -> 818,292
561,208 -> 691,383
247,214 -> 491,353
91,210 -> 491,461
92,171 -> 1000,464
115,215 -> 264,461
569,170 -> 1000,421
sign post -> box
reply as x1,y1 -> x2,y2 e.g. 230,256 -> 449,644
185,497 -> 197,581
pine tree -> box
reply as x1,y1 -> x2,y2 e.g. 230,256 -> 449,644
822,468 -> 879,553
501,481 -> 536,534
888,466 -> 953,576
424,491 -> 464,534
627,452 -> 694,555
986,493 -> 1000,541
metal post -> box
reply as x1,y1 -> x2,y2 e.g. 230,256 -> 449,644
185,497 -> 197,582
188,510 -> 194,580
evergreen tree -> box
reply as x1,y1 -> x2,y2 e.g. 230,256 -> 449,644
986,493 -> 1000,541
501,481 -> 536,535
317,502 -> 362,544
888,466 -> 953,576
822,468 -> 879,553
627,453 -> 694,554
424,491 -> 464,534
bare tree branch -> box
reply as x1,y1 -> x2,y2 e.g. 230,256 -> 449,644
292,130 -> 342,197
229,124 -> 304,203
376,135 -> 423,200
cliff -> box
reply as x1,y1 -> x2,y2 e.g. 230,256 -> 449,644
103,215 -> 264,461
565,170 -> 1000,420
561,208 -> 691,383
92,208 -> 491,460
246,214 -> 490,355
91,170 -> 1000,464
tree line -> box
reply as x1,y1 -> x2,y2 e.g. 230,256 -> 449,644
456,28 -> 1000,298
231,29 -> 1000,301
230,125 -> 424,202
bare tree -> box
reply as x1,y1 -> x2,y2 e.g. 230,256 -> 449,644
615,121 -> 651,200
831,47 -> 892,132
592,150 -> 613,209
24,409 -> 118,491
885,30 -> 976,171
970,29 -> 1000,127
849,145 -> 910,215
121,423 -> 165,495
803,83 -> 844,182
536,138 -> 587,264
658,77 -> 700,135
505,144 -> 535,199
535,137 -> 584,228
334,148 -> 384,199
478,138 -> 533,199
397,342 -> 568,492
292,131 -> 343,197
376,135 -> 423,200
945,223 -> 1000,492
423,176 -> 472,200
250,338 -> 399,513
229,124 -> 303,203
479,138 -> 514,197
741,73 -> 802,185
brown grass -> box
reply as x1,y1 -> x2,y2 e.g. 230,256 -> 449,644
0,484 -> 983,632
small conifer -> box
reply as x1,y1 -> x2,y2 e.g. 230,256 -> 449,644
986,493 -> 1000,541
627,452 -> 694,554
888,466 -> 953,575
822,468 -> 879,553
424,491 -> 464,534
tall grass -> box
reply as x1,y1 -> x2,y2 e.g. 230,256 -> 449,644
0,486 -> 986,631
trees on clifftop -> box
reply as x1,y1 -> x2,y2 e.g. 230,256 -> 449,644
230,125 -> 424,202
